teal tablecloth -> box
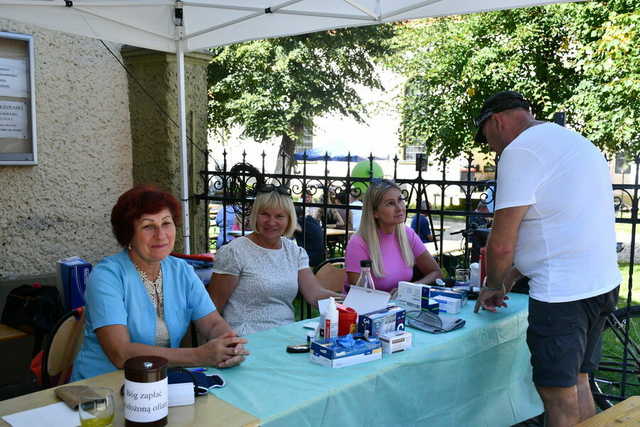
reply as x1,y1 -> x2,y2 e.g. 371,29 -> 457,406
209,293 -> 543,426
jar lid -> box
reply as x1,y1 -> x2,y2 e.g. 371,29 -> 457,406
124,356 -> 168,373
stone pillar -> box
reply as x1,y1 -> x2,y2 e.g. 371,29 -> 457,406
121,47 -> 211,254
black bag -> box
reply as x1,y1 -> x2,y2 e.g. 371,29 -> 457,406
1,284 -> 64,355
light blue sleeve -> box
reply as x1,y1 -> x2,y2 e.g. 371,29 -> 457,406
85,261 -> 128,330
185,263 -> 216,321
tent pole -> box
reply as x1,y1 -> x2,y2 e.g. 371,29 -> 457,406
176,41 -> 191,254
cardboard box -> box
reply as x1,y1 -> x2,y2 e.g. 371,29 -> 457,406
427,286 -> 467,314
379,331 -> 412,354
57,256 -> 92,310
397,282 -> 439,313
397,281 -> 429,310
358,306 -> 406,337
310,337 -> 382,368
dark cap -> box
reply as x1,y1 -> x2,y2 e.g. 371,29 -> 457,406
360,260 -> 372,268
474,91 -> 531,144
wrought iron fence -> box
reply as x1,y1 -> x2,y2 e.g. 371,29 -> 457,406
195,149 -> 639,407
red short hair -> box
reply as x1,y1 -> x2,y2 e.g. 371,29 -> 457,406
111,185 -> 181,247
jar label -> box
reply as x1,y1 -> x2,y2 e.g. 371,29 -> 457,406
124,378 -> 168,422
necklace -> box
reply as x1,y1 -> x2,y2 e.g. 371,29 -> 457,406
134,264 -> 163,310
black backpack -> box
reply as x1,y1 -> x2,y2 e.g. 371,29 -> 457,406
1,284 -> 64,355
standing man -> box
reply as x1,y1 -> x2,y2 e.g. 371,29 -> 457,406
474,91 -> 621,426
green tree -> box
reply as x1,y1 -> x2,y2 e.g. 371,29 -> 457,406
208,25 -> 397,171
387,1 -> 640,159
566,1 -> 640,156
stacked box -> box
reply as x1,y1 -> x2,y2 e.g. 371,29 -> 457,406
427,286 -> 467,314
357,306 -> 406,337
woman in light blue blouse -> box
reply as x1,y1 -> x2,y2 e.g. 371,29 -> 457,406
72,185 -> 248,380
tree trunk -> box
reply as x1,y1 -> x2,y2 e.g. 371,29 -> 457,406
273,129 -> 299,175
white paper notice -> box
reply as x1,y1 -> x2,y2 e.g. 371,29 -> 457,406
0,100 -> 28,139
1,402 -> 78,427
124,378 -> 169,423
0,57 -> 28,98
343,286 -> 390,316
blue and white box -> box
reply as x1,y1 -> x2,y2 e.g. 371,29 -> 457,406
310,337 -> 382,368
358,306 -> 406,337
57,256 -> 92,310
427,286 -> 467,314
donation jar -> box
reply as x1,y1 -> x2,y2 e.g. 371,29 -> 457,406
124,356 -> 168,426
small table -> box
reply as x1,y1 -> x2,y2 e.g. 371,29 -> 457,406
0,370 -> 260,427
325,229 -> 354,257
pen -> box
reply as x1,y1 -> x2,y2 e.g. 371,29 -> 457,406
189,368 -> 207,372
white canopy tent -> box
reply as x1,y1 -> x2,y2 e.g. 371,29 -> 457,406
0,0 -> 582,252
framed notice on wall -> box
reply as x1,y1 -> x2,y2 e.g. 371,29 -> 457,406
0,31 -> 37,165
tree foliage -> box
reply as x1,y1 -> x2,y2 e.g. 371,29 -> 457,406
208,25 -> 397,166
387,1 -> 640,159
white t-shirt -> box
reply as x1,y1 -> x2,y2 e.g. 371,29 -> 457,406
211,236 -> 309,335
495,122 -> 620,303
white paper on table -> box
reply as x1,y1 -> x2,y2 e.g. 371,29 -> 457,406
2,402 -> 78,427
343,286 -> 390,316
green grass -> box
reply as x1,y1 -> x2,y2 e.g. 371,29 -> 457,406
616,262 -> 640,307
592,262 -> 640,406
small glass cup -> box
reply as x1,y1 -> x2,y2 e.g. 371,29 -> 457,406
78,387 -> 115,427
455,268 -> 470,283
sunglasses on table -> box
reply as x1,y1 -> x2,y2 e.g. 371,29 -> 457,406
257,184 -> 291,196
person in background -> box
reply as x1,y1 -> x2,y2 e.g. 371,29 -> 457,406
350,193 -> 363,231
209,185 -> 340,336
72,185 -> 248,381
345,179 -> 443,293
294,206 -> 326,269
411,200 -> 434,243
473,90 -> 620,426
215,204 -> 236,248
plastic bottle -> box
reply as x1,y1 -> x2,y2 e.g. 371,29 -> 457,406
355,260 -> 376,290
319,297 -> 339,339
469,262 -> 481,287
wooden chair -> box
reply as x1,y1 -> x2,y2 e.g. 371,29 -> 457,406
41,307 -> 85,387
313,257 -> 346,293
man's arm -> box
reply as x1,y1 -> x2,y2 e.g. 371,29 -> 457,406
476,205 -> 529,312
486,205 -> 529,288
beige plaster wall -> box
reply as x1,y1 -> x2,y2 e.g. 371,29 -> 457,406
0,19 -> 133,280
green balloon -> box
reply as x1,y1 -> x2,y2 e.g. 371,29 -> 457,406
351,160 -> 383,198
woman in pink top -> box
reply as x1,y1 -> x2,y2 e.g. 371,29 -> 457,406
345,180 -> 442,293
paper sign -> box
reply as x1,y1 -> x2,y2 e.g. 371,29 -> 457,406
0,100 -> 28,139
124,378 -> 169,423
343,286 -> 390,316
0,57 -> 28,98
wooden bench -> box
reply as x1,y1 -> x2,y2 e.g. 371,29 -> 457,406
577,396 -> 640,426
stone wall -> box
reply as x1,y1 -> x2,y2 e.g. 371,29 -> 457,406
0,19 -> 133,281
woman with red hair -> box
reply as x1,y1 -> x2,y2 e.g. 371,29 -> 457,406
72,185 -> 248,380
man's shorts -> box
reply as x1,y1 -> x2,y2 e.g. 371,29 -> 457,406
526,286 -> 619,388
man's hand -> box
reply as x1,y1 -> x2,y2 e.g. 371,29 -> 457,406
474,287 -> 509,313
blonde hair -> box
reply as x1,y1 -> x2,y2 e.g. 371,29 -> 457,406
357,179 -> 414,277
249,190 -> 297,238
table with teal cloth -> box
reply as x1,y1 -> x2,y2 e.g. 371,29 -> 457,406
208,292 -> 543,426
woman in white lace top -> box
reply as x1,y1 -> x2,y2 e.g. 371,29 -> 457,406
209,185 -> 341,336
